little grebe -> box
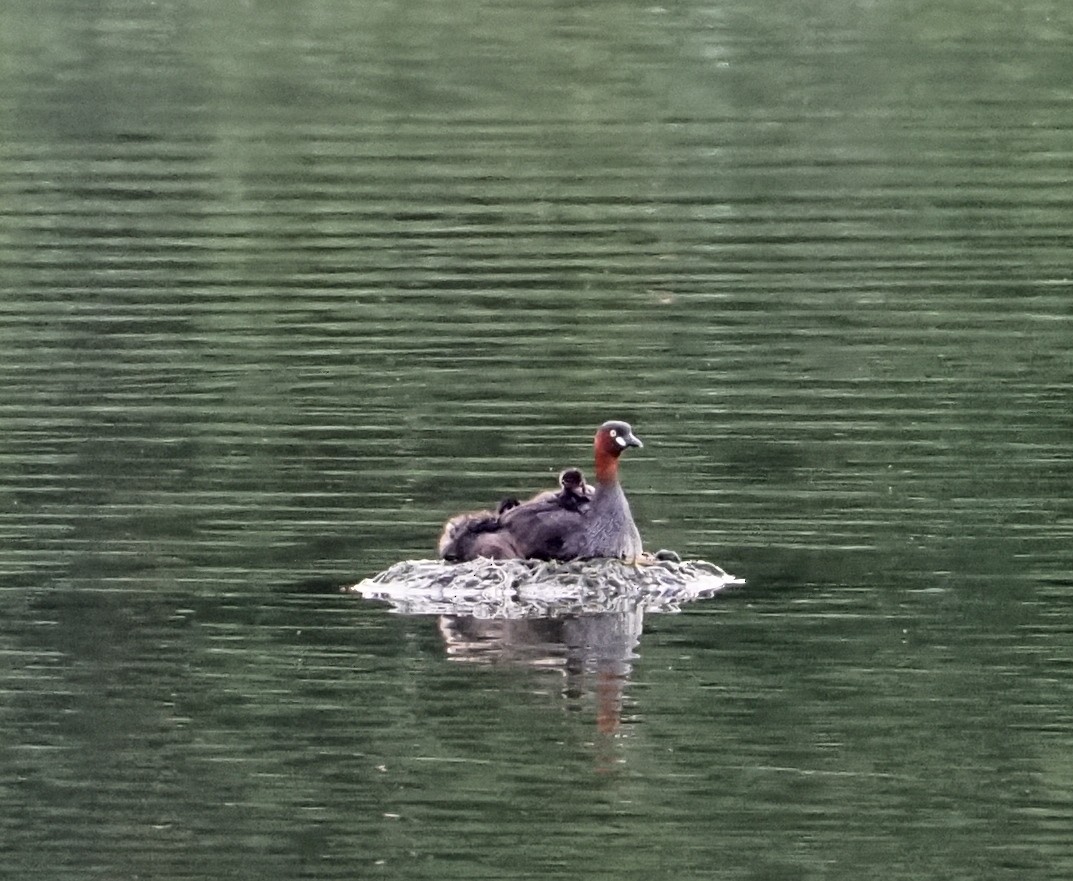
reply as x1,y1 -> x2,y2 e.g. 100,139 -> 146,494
438,421 -> 644,562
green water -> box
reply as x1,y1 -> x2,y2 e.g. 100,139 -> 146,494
1,0 -> 1071,878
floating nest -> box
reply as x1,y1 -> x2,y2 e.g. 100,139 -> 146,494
348,557 -> 743,619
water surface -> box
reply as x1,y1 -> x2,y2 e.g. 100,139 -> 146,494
1,0 -> 1071,878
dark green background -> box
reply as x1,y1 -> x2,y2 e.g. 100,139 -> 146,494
1,0 -> 1070,878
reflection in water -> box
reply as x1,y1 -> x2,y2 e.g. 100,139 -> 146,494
439,611 -> 641,739
436,607 -> 635,748
352,557 -> 742,740
437,612 -> 640,669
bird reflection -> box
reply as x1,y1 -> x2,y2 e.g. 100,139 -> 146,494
438,609 -> 641,743
350,557 -> 742,749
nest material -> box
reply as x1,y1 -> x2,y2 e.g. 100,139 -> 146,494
348,557 -> 743,619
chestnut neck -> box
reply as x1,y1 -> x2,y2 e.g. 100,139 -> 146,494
593,437 -> 622,485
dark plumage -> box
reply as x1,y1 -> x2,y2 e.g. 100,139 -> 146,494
437,421 -> 644,562
437,469 -> 590,562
